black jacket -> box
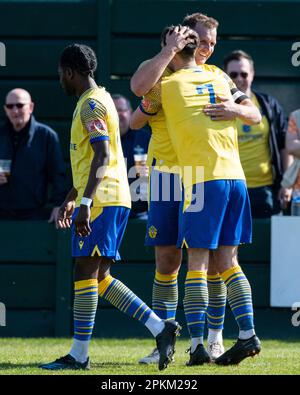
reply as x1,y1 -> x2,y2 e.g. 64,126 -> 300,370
253,90 -> 287,188
0,116 -> 66,210
121,127 -> 151,216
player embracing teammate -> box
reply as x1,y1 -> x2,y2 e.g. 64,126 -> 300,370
131,13 -> 262,366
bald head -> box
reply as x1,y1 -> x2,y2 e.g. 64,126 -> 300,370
6,88 -> 32,104
4,88 -> 34,131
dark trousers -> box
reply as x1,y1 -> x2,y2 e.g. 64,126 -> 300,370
247,185 -> 280,219
0,207 -> 50,220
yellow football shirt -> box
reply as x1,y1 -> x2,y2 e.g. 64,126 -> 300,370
140,67 -> 180,172
237,94 -> 273,188
70,87 -> 131,208
161,66 -> 245,187
140,64 -> 245,176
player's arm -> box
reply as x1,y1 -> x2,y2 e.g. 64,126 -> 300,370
130,83 -> 162,129
131,26 -> 193,97
75,140 -> 109,237
233,97 -> 262,125
203,94 -> 261,125
74,99 -> 110,237
130,107 -> 151,130
224,70 -> 262,124
56,187 -> 78,229
82,140 -> 109,200
203,71 -> 262,125
63,186 -> 78,202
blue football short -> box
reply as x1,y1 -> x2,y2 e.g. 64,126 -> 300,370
145,169 -> 182,246
177,180 -> 252,249
71,206 -> 130,259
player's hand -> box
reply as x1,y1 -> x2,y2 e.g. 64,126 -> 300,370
56,200 -> 75,229
278,187 -> 292,210
138,162 -> 149,177
203,96 -> 238,121
74,205 -> 91,237
0,173 -> 8,185
163,25 -> 196,54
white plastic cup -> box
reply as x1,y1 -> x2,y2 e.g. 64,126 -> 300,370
134,154 -> 148,177
0,159 -> 12,177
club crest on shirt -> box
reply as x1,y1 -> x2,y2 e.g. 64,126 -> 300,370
148,225 -> 157,239
88,100 -> 97,111
242,124 -> 251,133
141,98 -> 158,114
86,119 -> 107,134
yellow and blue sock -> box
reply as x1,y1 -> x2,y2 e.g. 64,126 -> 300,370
183,270 -> 208,339
207,274 -> 227,331
70,279 -> 98,362
220,265 -> 254,334
152,271 -> 178,320
73,279 -> 99,341
98,275 -> 152,325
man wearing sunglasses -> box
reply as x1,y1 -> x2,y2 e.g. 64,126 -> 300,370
222,50 -> 292,218
0,88 -> 66,221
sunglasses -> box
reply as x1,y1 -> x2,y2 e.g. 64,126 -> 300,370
5,103 -> 28,109
229,71 -> 248,79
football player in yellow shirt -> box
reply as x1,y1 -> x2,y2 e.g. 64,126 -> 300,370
131,13 -> 261,365
159,27 -> 261,366
39,44 -> 180,371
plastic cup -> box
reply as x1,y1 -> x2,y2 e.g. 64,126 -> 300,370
0,159 -> 12,177
134,154 -> 148,177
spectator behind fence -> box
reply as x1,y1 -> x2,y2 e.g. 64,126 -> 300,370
223,50 -> 292,218
112,94 -> 151,219
284,109 -> 300,212
0,88 -> 66,222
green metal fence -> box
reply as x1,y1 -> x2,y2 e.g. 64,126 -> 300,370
0,219 -> 299,339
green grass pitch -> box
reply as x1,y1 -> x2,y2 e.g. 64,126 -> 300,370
0,338 -> 299,375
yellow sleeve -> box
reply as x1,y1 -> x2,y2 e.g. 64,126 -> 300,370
139,81 -> 162,115
80,98 -> 109,143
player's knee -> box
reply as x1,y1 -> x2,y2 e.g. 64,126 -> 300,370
155,245 -> 181,274
74,257 -> 101,280
215,257 -> 239,274
208,251 -> 219,274
212,246 -> 238,273
98,257 -> 112,282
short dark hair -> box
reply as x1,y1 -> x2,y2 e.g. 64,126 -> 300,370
111,94 -> 132,111
223,50 -> 254,71
182,13 -> 219,30
60,44 -> 97,77
161,25 -> 199,60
